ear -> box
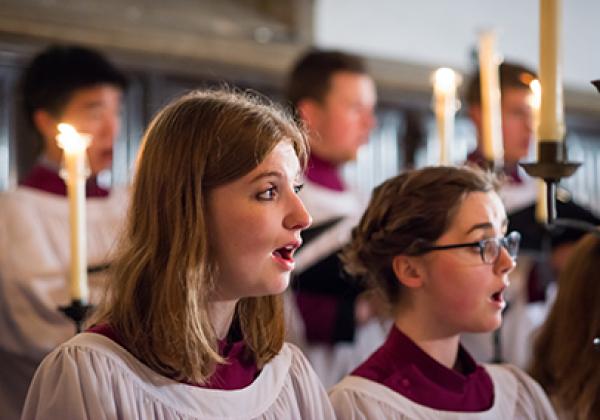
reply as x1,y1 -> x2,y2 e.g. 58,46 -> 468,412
32,109 -> 59,145
296,98 -> 322,129
392,255 -> 424,289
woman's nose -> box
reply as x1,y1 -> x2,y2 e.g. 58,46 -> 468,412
285,192 -> 312,231
495,245 -> 516,275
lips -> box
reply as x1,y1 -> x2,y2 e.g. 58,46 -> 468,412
272,241 -> 301,270
490,286 -> 506,310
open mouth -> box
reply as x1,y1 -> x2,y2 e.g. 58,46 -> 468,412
273,246 -> 294,262
490,287 -> 506,306
272,241 -> 301,268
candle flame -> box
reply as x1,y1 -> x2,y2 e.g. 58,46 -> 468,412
56,123 -> 91,153
433,68 -> 458,94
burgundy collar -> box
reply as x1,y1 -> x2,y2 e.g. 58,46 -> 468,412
87,323 -> 259,390
352,326 -> 494,411
21,161 -> 109,198
305,154 -> 345,192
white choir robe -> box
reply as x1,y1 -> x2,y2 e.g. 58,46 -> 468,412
22,333 -> 336,420
329,364 -> 557,420
0,186 -> 128,420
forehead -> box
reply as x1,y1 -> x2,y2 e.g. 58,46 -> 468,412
450,191 -> 506,232
501,87 -> 531,106
62,84 -> 122,111
243,141 -> 301,181
325,71 -> 376,100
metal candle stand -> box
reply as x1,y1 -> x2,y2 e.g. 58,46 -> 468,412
60,299 -> 93,333
520,141 -> 600,352
520,141 -> 580,224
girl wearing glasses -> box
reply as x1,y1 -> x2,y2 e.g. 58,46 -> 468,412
329,166 -> 557,419
21,90 -> 335,419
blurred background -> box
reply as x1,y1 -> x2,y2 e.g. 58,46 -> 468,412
0,0 -> 599,212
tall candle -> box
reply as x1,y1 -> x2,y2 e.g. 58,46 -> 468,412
539,0 -> 565,141
478,31 -> 504,164
433,67 -> 459,165
530,80 -> 548,223
56,123 -> 91,303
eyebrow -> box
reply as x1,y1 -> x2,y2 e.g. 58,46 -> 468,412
249,168 -> 304,183
466,219 -> 508,235
249,171 -> 283,183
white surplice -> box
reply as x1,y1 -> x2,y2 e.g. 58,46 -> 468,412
329,364 -> 557,420
22,333 -> 336,420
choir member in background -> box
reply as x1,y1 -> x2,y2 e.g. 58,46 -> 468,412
285,49 -> 387,388
462,60 -> 600,367
465,61 -> 538,208
0,45 -> 128,420
329,166 -> 557,419
21,89 -> 336,420
529,233 -> 600,419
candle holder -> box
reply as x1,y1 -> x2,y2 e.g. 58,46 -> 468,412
59,299 -> 93,333
520,141 -> 580,224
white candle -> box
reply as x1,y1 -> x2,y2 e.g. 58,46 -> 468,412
539,0 -> 565,141
433,67 -> 460,165
56,123 -> 91,303
478,31 -> 504,164
530,80 -> 548,223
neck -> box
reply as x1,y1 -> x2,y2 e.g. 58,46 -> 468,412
394,310 -> 460,369
208,300 -> 237,340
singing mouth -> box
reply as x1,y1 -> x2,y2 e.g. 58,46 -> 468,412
491,286 -> 506,304
272,241 -> 301,262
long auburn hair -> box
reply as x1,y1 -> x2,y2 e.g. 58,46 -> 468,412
90,89 -> 308,383
529,233 -> 600,419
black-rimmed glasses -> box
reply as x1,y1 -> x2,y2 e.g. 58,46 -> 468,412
418,231 -> 521,265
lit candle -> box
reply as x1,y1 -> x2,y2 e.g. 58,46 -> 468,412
478,31 -> 504,165
433,67 -> 460,165
530,80 -> 548,223
539,0 -> 565,142
56,123 -> 91,303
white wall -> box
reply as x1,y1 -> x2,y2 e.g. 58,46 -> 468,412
315,0 -> 600,91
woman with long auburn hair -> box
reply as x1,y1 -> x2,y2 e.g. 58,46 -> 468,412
329,166 -> 557,419
529,233 -> 600,419
21,89 -> 335,419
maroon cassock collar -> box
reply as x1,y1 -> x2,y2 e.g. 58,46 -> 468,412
352,326 -> 495,412
88,324 -> 260,390
305,154 -> 346,192
21,160 -> 109,198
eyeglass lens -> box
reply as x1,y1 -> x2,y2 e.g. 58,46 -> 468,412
483,233 -> 520,263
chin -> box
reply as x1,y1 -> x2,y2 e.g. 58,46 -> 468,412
484,317 -> 503,333
468,317 -> 502,334
264,275 -> 290,296
276,277 -> 291,294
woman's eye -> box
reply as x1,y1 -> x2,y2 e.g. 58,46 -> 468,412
294,184 -> 304,194
467,241 -> 484,253
470,245 -> 482,253
257,186 -> 277,200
